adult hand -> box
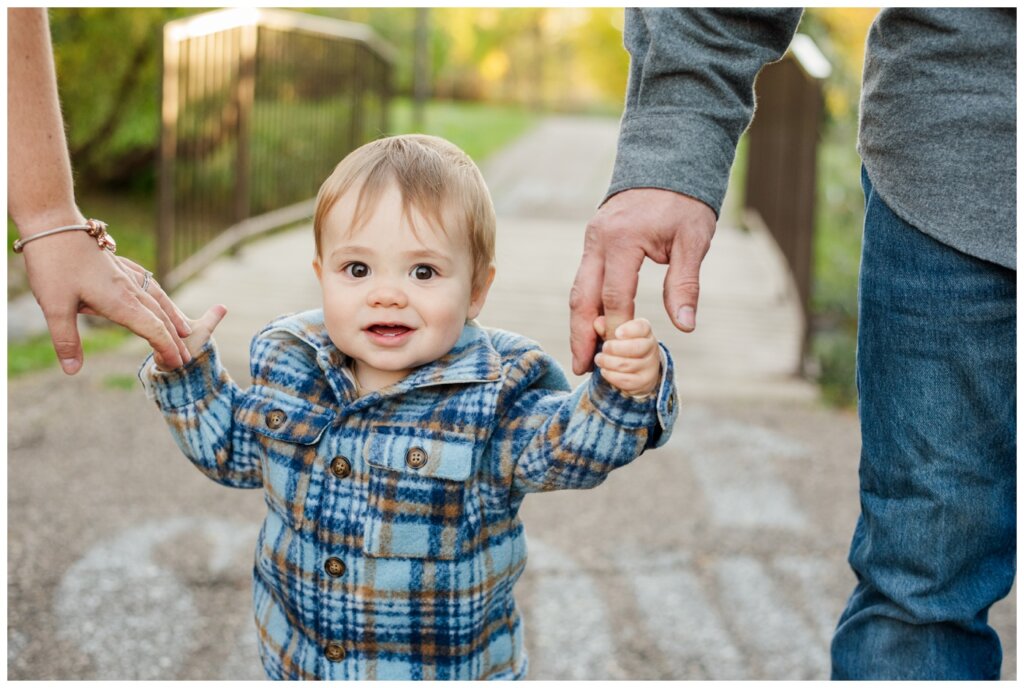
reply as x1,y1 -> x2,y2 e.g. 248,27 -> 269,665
569,188 -> 716,375
21,230 -> 192,374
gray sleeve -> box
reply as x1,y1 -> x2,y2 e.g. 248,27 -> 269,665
606,8 -> 803,215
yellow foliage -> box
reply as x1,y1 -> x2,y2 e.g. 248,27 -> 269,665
479,50 -> 510,82
814,8 -> 878,76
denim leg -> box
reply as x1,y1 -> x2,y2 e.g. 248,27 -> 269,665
830,168 -> 1016,679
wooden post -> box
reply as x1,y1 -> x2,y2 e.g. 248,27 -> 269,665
233,22 -> 257,225
412,8 -> 429,130
157,27 -> 180,284
744,35 -> 829,373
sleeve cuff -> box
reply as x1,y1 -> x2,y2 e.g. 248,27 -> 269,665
138,339 -> 226,410
587,342 -> 678,446
604,112 -> 738,217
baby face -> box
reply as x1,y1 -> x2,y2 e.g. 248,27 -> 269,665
313,182 -> 491,392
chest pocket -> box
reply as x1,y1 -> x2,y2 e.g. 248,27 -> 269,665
362,426 -> 476,560
238,387 -> 333,530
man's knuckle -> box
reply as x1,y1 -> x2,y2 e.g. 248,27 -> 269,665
569,285 -> 597,313
40,302 -> 75,320
51,339 -> 79,356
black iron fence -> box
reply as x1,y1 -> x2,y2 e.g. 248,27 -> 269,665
157,8 -> 395,288
744,34 -> 831,368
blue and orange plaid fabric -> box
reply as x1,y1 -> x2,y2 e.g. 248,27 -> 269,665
140,309 -> 677,679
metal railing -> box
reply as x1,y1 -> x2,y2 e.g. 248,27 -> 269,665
744,34 -> 831,369
157,8 -> 395,289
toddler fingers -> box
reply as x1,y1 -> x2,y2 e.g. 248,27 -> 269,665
599,368 -> 654,396
196,304 -> 228,335
601,336 -> 656,359
614,317 -> 652,340
595,352 -> 644,375
593,315 -> 607,338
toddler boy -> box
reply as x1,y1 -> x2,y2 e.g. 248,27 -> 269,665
140,134 -> 677,680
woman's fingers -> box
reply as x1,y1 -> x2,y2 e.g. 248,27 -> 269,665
117,257 -> 192,337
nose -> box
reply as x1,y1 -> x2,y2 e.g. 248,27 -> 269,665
366,279 -> 408,309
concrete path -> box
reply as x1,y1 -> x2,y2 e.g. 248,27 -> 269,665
7,116 -> 1015,680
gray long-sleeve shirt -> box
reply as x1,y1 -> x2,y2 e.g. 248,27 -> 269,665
607,8 -> 1016,270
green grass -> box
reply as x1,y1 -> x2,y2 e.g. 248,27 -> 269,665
7,190 -> 158,276
8,326 -> 131,378
388,97 -> 538,163
102,372 -> 139,390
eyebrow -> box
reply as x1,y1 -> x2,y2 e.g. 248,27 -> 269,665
327,245 -> 452,263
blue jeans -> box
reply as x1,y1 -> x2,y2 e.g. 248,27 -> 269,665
830,168 -> 1016,679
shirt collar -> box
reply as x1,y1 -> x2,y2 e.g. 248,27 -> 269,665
264,309 -> 503,397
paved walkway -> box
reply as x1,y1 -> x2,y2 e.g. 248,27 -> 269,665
7,116 -> 1015,680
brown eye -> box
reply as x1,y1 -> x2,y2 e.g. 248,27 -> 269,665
412,265 -> 436,280
345,262 -> 369,278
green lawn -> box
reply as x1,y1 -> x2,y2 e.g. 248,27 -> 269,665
8,327 -> 131,378
388,97 -> 538,163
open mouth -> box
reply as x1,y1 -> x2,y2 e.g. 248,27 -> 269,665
366,323 -> 414,338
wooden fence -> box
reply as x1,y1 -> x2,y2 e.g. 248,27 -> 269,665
157,8 -> 395,288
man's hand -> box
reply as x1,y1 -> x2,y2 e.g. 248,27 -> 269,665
569,188 -> 716,374
153,304 -> 227,372
22,232 -> 193,374
593,316 -> 660,397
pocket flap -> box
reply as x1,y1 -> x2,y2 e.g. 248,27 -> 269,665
238,386 -> 334,445
365,426 -> 474,481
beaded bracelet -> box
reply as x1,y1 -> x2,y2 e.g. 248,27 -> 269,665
12,218 -> 116,253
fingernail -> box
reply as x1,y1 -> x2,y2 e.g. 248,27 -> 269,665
181,322 -> 193,336
676,306 -> 695,331
61,358 -> 81,374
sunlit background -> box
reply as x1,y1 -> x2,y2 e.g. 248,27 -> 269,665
8,7 -> 878,406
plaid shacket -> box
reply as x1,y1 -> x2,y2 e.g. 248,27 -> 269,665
140,309 -> 677,680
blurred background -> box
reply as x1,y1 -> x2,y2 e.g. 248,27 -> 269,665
9,7 -> 873,402
9,7 -> 1016,681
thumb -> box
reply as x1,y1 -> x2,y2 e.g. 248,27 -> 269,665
43,309 -> 84,375
195,304 -> 228,338
664,233 -> 708,333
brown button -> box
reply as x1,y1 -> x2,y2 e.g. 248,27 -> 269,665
406,447 -> 428,469
324,557 -> 346,577
265,409 -> 286,429
667,392 -> 675,413
324,642 -> 346,662
330,456 -> 351,479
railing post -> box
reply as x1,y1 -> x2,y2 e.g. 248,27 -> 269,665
744,34 -> 830,373
233,22 -> 257,226
157,26 -> 179,284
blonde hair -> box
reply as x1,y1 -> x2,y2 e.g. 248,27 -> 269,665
314,134 -> 496,293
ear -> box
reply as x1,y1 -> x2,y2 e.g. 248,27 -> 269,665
312,256 -> 323,282
467,264 -> 496,319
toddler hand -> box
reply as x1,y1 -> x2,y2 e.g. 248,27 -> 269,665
153,304 -> 227,371
592,316 -> 660,397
